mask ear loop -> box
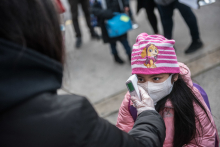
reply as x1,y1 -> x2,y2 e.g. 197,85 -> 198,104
170,74 -> 175,85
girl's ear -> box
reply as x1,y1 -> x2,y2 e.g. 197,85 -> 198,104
172,74 -> 179,84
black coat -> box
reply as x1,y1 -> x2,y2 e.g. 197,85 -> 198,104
91,0 -> 129,43
0,39 -> 166,147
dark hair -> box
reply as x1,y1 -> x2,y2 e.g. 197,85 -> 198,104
0,0 -> 63,63
155,74 -> 211,147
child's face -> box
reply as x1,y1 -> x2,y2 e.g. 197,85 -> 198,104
137,73 -> 178,84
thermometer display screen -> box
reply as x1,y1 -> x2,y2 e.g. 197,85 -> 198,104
127,82 -> 135,92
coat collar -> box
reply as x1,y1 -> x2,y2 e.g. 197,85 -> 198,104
0,39 -> 63,113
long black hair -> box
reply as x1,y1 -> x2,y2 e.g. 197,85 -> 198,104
0,0 -> 63,63
155,74 -> 211,147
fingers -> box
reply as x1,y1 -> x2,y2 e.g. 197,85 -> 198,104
138,86 -> 155,108
138,86 -> 151,100
131,96 -> 142,108
142,97 -> 154,108
131,86 -> 155,111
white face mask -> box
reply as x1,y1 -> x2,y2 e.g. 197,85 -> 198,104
138,75 -> 173,105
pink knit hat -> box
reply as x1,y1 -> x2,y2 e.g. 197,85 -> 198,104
131,33 -> 180,75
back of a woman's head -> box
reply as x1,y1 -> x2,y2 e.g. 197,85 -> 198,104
0,0 -> 63,63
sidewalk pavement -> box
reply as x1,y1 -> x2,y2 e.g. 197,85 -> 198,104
58,0 -> 220,137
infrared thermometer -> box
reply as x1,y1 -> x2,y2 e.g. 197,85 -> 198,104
126,74 -> 141,101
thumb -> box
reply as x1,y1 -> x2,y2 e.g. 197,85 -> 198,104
138,86 -> 155,110
131,96 -> 142,107
131,96 -> 141,104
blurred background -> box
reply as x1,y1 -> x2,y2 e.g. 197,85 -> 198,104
58,0 -> 220,136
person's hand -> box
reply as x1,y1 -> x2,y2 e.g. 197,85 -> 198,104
131,86 -> 155,115
124,7 -> 129,13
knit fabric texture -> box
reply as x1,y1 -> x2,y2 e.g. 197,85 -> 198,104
131,33 -> 180,75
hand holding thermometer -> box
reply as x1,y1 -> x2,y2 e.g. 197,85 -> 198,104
126,74 -> 141,101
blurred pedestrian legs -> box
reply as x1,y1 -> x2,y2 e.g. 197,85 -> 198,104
125,0 -> 139,29
156,0 -> 203,54
68,0 -> 100,48
110,37 -> 131,64
91,0 -> 132,64
137,0 -> 159,34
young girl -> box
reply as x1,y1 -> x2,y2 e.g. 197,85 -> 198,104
117,33 -> 219,147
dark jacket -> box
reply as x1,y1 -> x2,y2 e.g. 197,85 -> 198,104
0,39 -> 166,147
91,0 -> 129,43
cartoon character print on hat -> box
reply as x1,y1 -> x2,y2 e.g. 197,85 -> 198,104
141,44 -> 158,68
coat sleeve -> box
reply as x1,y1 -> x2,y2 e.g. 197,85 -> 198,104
91,2 -> 114,19
129,111 -> 166,147
116,92 -> 134,133
77,97 -> 166,147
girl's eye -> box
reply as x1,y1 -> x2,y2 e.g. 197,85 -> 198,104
149,49 -> 152,52
153,77 -> 160,81
138,78 -> 144,82
155,49 -> 157,53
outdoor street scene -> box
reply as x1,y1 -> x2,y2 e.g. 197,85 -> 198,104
59,0 -> 220,136
1,0 -> 220,146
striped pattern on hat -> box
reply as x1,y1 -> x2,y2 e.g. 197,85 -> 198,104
131,33 -> 180,75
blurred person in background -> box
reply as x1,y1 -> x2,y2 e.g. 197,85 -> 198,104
91,0 -> 132,64
155,0 -> 203,54
124,0 -> 139,29
68,0 -> 100,48
0,0 -> 166,146
137,0 -> 159,34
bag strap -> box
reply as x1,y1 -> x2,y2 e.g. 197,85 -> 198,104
128,97 -> 138,121
193,83 -> 211,111
193,83 -> 219,147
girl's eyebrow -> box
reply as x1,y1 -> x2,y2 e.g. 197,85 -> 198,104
137,75 -> 144,78
149,74 -> 163,78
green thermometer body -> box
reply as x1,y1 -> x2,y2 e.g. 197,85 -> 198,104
126,74 -> 141,101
